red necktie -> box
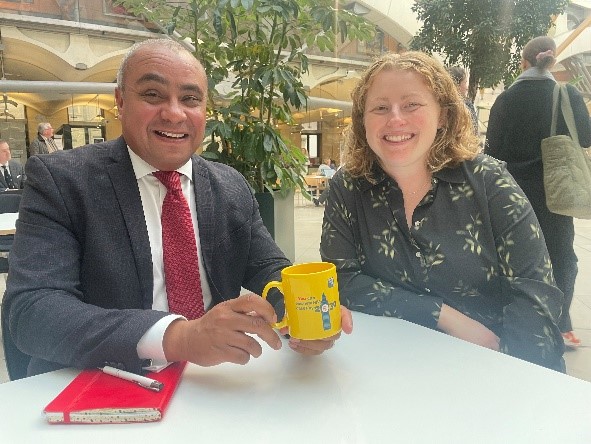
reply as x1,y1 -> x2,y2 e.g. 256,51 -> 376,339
153,171 -> 205,320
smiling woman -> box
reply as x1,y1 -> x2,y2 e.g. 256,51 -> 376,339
319,51 -> 567,372
362,69 -> 442,197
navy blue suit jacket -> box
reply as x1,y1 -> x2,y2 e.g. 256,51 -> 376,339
4,137 -> 290,376
0,159 -> 25,189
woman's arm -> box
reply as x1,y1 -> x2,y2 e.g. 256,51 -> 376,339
485,160 -> 565,371
566,84 -> 591,148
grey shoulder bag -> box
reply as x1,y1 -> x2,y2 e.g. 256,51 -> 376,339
541,84 -> 591,219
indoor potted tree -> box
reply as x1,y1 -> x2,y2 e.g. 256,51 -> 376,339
114,0 -> 374,259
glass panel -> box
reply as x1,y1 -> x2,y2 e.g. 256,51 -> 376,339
71,127 -> 87,148
88,128 -> 103,143
68,105 -> 99,123
0,120 -> 26,164
0,97 -> 25,120
308,134 -> 318,158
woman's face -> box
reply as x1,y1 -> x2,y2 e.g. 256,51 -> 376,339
363,69 -> 443,177
458,77 -> 468,98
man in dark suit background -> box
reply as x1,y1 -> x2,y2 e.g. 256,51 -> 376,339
4,39 -> 352,377
0,139 -> 25,190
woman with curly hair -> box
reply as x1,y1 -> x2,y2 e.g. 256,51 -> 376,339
320,51 -> 565,371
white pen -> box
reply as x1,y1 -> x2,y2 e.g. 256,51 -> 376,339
101,366 -> 164,392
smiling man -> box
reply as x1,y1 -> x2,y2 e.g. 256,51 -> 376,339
3,39 -> 351,379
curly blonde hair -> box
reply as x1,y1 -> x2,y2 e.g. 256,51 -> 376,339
343,51 -> 480,181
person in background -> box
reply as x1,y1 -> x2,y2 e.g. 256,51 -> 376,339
28,122 -> 59,156
320,51 -> 565,371
0,140 -> 25,190
485,36 -> 591,349
3,38 -> 352,378
317,157 -> 336,177
447,66 -> 479,135
313,158 -> 336,206
300,146 -> 311,173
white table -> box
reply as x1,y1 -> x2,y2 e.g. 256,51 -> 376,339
304,175 -> 328,198
1,312 -> 590,443
0,212 -> 17,234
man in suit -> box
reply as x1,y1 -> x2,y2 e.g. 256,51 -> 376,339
27,122 -> 59,156
4,39 -> 352,377
0,140 -> 25,190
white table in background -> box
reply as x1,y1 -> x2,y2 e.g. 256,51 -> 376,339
0,312 -> 589,443
304,175 -> 328,198
0,212 -> 17,235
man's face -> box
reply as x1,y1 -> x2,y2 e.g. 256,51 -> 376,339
458,77 -> 469,98
115,46 -> 208,171
43,125 -> 54,138
0,143 -> 11,164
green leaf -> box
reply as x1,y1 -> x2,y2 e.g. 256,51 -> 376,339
410,0 -> 568,99
241,0 -> 254,9
201,151 -> 220,161
263,133 -> 274,152
213,10 -> 223,38
126,0 -> 374,194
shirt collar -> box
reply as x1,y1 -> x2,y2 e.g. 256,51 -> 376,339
127,147 -> 193,182
432,164 -> 465,184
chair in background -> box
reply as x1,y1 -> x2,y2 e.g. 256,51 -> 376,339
1,301 -> 32,380
0,191 -> 20,263
304,175 -> 327,200
0,189 -> 28,379
295,178 -> 317,206
0,233 -> 13,256
0,192 -> 22,214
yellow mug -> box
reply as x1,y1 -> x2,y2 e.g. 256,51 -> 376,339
262,262 -> 341,340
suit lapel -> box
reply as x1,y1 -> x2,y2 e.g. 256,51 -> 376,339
0,167 -> 8,189
8,161 -> 21,188
191,156 -> 220,301
106,138 -> 154,309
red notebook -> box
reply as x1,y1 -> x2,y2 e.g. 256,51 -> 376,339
44,361 -> 187,424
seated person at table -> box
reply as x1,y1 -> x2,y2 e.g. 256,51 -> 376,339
317,158 -> 336,179
0,140 -> 25,190
313,158 -> 336,206
3,38 -> 351,378
319,51 -> 564,371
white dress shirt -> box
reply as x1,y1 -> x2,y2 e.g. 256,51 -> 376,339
44,136 -> 59,152
128,148 -> 213,370
1,163 -> 13,189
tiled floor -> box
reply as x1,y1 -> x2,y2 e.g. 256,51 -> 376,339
1,198 -> 589,383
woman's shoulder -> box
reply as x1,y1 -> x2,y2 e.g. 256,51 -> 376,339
464,153 -> 504,169
564,83 -> 586,102
564,83 -> 581,94
461,154 -> 509,181
502,79 -> 555,99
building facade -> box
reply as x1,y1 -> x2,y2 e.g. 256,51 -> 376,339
0,0 -> 588,167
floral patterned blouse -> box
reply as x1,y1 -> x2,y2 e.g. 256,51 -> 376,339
320,154 -> 565,371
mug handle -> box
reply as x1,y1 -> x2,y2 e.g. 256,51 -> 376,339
262,281 -> 288,329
